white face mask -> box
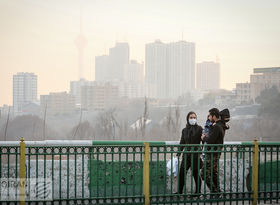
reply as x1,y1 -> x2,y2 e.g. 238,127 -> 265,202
189,118 -> 197,125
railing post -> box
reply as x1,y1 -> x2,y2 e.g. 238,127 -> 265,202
143,142 -> 150,205
252,139 -> 259,205
19,137 -> 26,205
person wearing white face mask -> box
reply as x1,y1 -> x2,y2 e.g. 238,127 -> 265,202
176,111 -> 203,196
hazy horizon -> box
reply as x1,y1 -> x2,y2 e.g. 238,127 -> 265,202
1,0 -> 280,105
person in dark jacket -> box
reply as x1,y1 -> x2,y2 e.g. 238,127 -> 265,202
177,111 -> 203,195
201,108 -> 226,194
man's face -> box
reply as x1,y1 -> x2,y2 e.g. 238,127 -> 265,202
209,113 -> 215,123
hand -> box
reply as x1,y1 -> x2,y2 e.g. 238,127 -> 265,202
201,133 -> 205,141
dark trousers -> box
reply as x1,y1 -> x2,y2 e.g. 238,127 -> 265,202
178,155 -> 202,194
204,154 -> 220,193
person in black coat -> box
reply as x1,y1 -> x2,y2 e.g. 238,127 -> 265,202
201,108 -> 226,194
177,111 -> 203,195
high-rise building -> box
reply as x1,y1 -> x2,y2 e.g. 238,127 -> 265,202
235,67 -> 280,104
81,82 -> 119,110
145,40 -> 195,99
116,81 -> 145,99
235,82 -> 251,104
168,41 -> 195,98
109,42 -> 129,80
13,72 -> 37,115
124,60 -> 144,82
95,42 -> 129,82
40,92 -> 75,115
196,61 -> 220,90
95,55 -> 110,82
95,43 -> 145,99
70,79 -> 94,105
250,67 -> 280,102
145,40 -> 167,98
120,60 -> 145,98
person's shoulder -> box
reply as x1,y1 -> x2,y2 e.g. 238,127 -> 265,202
213,122 -> 223,131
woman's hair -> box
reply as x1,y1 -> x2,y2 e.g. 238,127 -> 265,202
186,111 -> 197,125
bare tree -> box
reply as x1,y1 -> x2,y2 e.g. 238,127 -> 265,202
31,121 -> 36,139
164,105 -> 181,140
4,107 -> 10,141
95,108 -> 119,139
73,108 -> 83,139
119,119 -> 129,140
43,103 -> 47,140
140,97 -> 148,139
69,120 -> 95,140
166,106 -> 174,140
133,122 -> 139,140
174,105 -> 181,139
0,115 -> 57,141
110,109 -> 120,140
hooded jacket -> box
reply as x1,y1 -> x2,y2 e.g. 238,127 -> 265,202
178,123 -> 203,157
177,112 -> 203,157
180,124 -> 203,145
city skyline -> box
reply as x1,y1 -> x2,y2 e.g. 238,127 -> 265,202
1,0 -> 280,105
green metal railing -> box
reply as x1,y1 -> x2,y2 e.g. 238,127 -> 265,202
247,142 -> 280,204
0,139 -> 279,204
148,143 -> 254,204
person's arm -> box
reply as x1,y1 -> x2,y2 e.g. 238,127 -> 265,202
201,132 -> 207,143
177,129 -> 185,156
197,127 -> 203,151
198,127 -> 203,143
205,126 -> 219,144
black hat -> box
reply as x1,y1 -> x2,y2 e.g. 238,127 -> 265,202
220,108 -> 230,122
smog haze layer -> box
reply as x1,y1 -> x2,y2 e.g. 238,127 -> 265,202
0,0 -> 280,105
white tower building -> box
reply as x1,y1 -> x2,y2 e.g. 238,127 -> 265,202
196,61 -> 220,90
13,72 -> 37,115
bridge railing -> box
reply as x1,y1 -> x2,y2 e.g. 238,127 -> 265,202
0,139 -> 279,205
256,142 -> 280,204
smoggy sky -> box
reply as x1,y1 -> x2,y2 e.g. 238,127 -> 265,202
0,0 -> 280,106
